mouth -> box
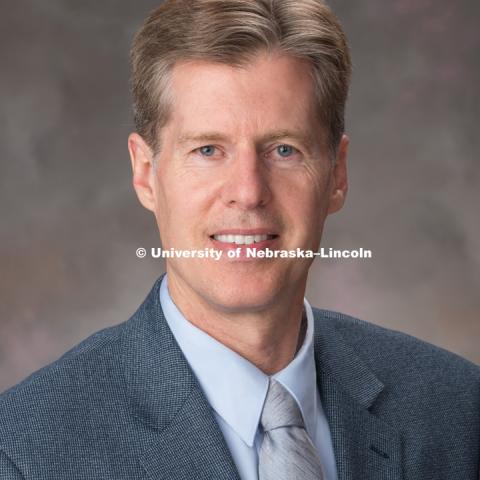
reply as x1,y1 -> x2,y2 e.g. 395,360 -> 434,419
210,233 -> 278,246
208,230 -> 280,261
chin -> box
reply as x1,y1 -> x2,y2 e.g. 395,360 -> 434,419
204,277 -> 282,314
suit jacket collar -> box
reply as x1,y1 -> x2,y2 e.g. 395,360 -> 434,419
122,276 -> 402,479
312,309 -> 384,409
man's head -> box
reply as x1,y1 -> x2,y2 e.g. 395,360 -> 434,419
128,0 -> 350,316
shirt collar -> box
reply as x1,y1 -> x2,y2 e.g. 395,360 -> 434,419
160,275 -> 318,446
272,298 -> 318,439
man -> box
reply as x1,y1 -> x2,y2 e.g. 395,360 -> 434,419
0,0 -> 478,479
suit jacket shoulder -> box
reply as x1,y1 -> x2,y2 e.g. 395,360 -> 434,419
313,307 -> 480,384
0,318 -> 134,478
0,278 -> 240,480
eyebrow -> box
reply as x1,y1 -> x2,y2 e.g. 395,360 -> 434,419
176,129 -> 315,153
177,132 -> 229,146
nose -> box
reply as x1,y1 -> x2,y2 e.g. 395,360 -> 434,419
221,148 -> 272,210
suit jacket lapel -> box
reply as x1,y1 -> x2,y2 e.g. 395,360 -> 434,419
313,309 -> 404,480
139,386 -> 241,480
122,276 -> 240,480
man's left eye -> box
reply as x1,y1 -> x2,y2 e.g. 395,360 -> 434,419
276,144 -> 296,157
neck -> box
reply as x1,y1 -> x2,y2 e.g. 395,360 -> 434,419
167,273 -> 307,375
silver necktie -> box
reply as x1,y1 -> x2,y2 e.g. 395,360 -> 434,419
258,379 -> 325,480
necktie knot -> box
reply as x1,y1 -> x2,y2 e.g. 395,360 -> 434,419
260,379 -> 305,432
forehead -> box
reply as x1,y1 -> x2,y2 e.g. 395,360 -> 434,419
165,53 -> 321,136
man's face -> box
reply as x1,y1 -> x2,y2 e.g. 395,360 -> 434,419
130,52 -> 347,314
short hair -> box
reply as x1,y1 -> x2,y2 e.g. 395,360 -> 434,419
131,0 -> 351,156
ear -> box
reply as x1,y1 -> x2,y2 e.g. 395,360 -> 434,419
128,132 -> 156,212
327,134 -> 349,215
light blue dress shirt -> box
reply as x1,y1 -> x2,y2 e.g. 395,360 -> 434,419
160,275 -> 338,480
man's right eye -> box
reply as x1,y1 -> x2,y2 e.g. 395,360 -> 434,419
197,145 -> 217,157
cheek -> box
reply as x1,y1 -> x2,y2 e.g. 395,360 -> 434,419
278,174 -> 331,248
275,169 -> 329,216
154,169 -> 215,239
152,171 -> 181,242
305,165 -> 332,211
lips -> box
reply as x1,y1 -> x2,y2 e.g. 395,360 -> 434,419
212,233 -> 277,245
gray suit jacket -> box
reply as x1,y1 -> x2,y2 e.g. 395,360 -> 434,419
1,276 -> 479,479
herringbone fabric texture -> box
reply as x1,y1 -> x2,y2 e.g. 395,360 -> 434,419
258,379 -> 324,480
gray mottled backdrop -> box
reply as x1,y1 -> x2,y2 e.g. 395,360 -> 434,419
1,0 -> 479,391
